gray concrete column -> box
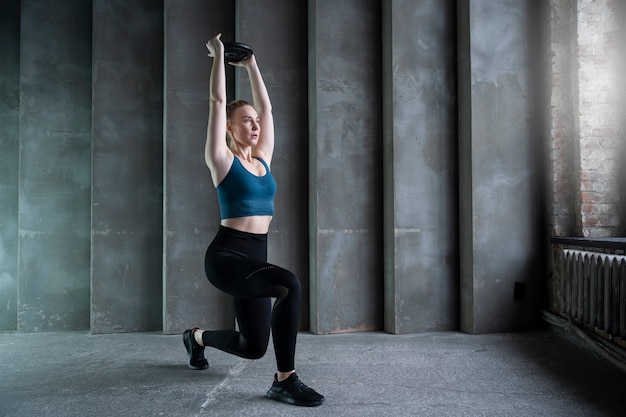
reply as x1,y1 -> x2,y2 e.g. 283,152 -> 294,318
0,0 -> 20,331
18,0 -> 92,331
382,0 -> 459,334
238,0 -> 311,330
91,0 -> 164,333
163,0 -> 235,334
308,0 -> 384,334
458,0 -> 542,333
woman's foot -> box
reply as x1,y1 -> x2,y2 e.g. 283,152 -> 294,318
183,328 -> 209,370
266,373 -> 324,407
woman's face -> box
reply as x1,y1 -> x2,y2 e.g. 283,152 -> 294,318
227,105 -> 260,147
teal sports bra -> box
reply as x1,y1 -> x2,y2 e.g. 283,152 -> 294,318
216,157 -> 277,220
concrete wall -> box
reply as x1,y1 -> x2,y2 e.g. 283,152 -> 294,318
91,0 -> 164,333
2,0 -> 549,335
0,1 -> 20,330
309,0 -> 384,334
18,0 -> 92,331
383,0 -> 459,334
458,0 -> 543,333
163,1 -> 235,334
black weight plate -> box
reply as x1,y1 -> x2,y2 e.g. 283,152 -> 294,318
223,42 -> 254,63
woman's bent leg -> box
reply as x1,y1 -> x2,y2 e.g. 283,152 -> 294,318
200,296 -> 271,360
202,263 -> 301,371
202,227 -> 302,371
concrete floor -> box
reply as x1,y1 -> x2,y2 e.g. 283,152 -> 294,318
1,329 -> 625,417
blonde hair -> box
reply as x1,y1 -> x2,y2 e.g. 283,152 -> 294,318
226,100 -> 253,151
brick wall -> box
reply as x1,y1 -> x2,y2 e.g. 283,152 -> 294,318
549,0 -> 579,237
549,0 -> 625,238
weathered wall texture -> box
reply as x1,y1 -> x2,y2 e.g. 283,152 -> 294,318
0,1 -> 20,330
91,0 -> 164,333
163,1 -> 235,335
383,0 -> 459,334
549,0 -> 579,238
458,0 -> 543,333
18,0 -> 92,331
576,0 -> 623,237
309,0 -> 384,334
2,0 -> 557,335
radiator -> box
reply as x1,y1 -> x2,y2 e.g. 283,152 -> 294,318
559,249 -> 626,344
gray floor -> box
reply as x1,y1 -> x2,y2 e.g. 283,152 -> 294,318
1,329 -> 625,417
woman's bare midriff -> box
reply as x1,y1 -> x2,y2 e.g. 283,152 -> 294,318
221,215 -> 273,234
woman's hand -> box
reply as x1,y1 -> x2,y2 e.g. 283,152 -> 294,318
228,54 -> 256,69
206,33 -> 224,58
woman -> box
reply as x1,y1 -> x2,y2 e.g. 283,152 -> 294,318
182,33 -> 324,408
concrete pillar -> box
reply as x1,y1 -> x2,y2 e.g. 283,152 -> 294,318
91,0 -> 164,333
163,0 -> 235,334
18,0 -> 92,331
238,0 -> 311,329
458,0 -> 542,333
0,0 -> 20,330
383,0 -> 459,334
309,0 -> 384,334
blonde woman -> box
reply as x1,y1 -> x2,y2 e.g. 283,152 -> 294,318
182,33 -> 324,407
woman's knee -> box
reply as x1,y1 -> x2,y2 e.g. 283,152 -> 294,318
281,269 -> 301,295
245,339 -> 268,359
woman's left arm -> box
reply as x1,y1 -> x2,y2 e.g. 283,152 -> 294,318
237,56 -> 274,165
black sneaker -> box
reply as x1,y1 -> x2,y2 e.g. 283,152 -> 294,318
266,373 -> 324,407
183,328 -> 208,370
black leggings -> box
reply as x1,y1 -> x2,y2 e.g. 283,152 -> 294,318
203,226 -> 301,372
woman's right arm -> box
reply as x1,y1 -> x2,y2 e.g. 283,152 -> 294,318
205,34 -> 232,187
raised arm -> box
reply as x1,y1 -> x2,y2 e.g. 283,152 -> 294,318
205,34 -> 232,187
235,56 -> 275,165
